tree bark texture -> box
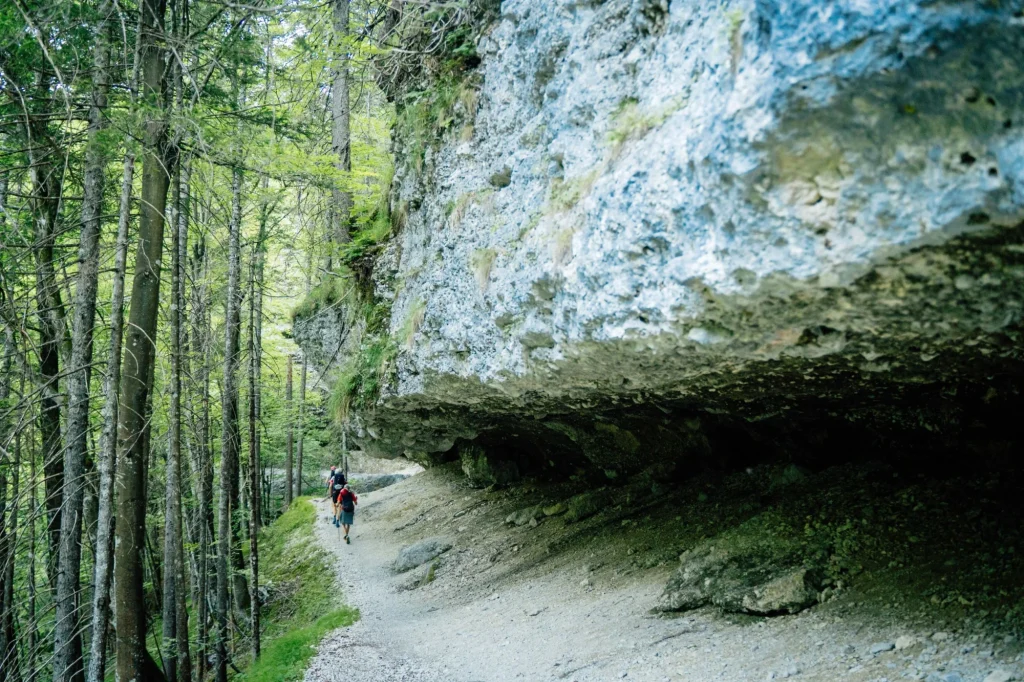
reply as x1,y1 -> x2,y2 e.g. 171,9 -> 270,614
247,254 -> 261,660
285,355 -> 293,506
215,166 -> 243,682
26,104 -> 67,594
113,0 -> 174,677
162,148 -> 191,682
54,6 -> 113,680
297,359 -> 306,499
189,232 -> 214,682
86,153 -> 134,682
331,0 -> 352,248
0,315 -> 20,681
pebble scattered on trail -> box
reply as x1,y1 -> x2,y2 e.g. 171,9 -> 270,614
303,628 -> 439,682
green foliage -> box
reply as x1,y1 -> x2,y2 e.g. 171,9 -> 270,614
443,24 -> 477,62
242,498 -> 359,681
390,8 -> 483,172
291,273 -> 355,321
339,209 -> 394,264
242,609 -> 358,682
396,74 -> 480,173
329,302 -> 397,422
804,516 -> 865,582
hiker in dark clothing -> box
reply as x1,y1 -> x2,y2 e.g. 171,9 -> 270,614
327,466 -> 347,527
338,484 -> 358,544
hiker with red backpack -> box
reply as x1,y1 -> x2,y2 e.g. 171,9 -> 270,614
327,465 -> 347,527
338,484 -> 358,544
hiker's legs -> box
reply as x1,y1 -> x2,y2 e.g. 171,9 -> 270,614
342,523 -> 350,535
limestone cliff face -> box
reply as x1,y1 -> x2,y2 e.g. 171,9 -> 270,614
297,0 -> 1024,478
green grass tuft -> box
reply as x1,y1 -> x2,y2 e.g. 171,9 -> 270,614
291,271 -> 355,321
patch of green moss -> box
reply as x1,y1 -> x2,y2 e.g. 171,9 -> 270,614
548,168 -> 602,213
399,298 -> 427,348
470,248 -> 498,291
606,96 -> 686,155
420,560 -> 439,587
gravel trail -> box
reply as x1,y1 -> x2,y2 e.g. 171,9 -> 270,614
302,469 -> 1024,682
303,497 -> 449,682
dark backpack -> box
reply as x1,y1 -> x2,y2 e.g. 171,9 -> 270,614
331,471 -> 346,490
340,491 -> 355,512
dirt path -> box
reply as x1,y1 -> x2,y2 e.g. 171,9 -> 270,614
303,468 -> 1024,682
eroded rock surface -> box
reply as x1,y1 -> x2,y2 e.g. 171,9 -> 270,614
296,0 -> 1024,480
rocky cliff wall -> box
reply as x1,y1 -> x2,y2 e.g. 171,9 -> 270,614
296,0 -> 1024,482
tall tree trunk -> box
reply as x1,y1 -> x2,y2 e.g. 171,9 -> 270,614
246,253 -> 260,661
215,166 -> 243,682
297,360 -> 306,499
86,154 -> 133,682
26,102 -> 66,595
331,0 -> 352,252
190,233 -> 213,682
27,417 -> 37,682
0,312 -> 20,681
54,7 -> 114,680
285,356 -> 293,507
162,148 -> 191,682
113,0 -> 174,677
173,160 -> 193,682
167,5 -> 194,672
253,182 -> 268,523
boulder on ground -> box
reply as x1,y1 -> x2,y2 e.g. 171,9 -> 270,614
658,516 -> 828,616
393,537 -> 453,573
506,505 -> 544,526
396,560 -> 440,591
460,445 -> 520,488
564,489 -> 608,523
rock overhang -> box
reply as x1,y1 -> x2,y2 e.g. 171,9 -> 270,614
296,0 -> 1024,480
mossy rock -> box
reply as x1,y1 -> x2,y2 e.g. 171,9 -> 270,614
564,488 -> 608,523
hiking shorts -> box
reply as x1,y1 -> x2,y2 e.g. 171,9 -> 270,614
340,510 -> 354,525
331,489 -> 343,503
